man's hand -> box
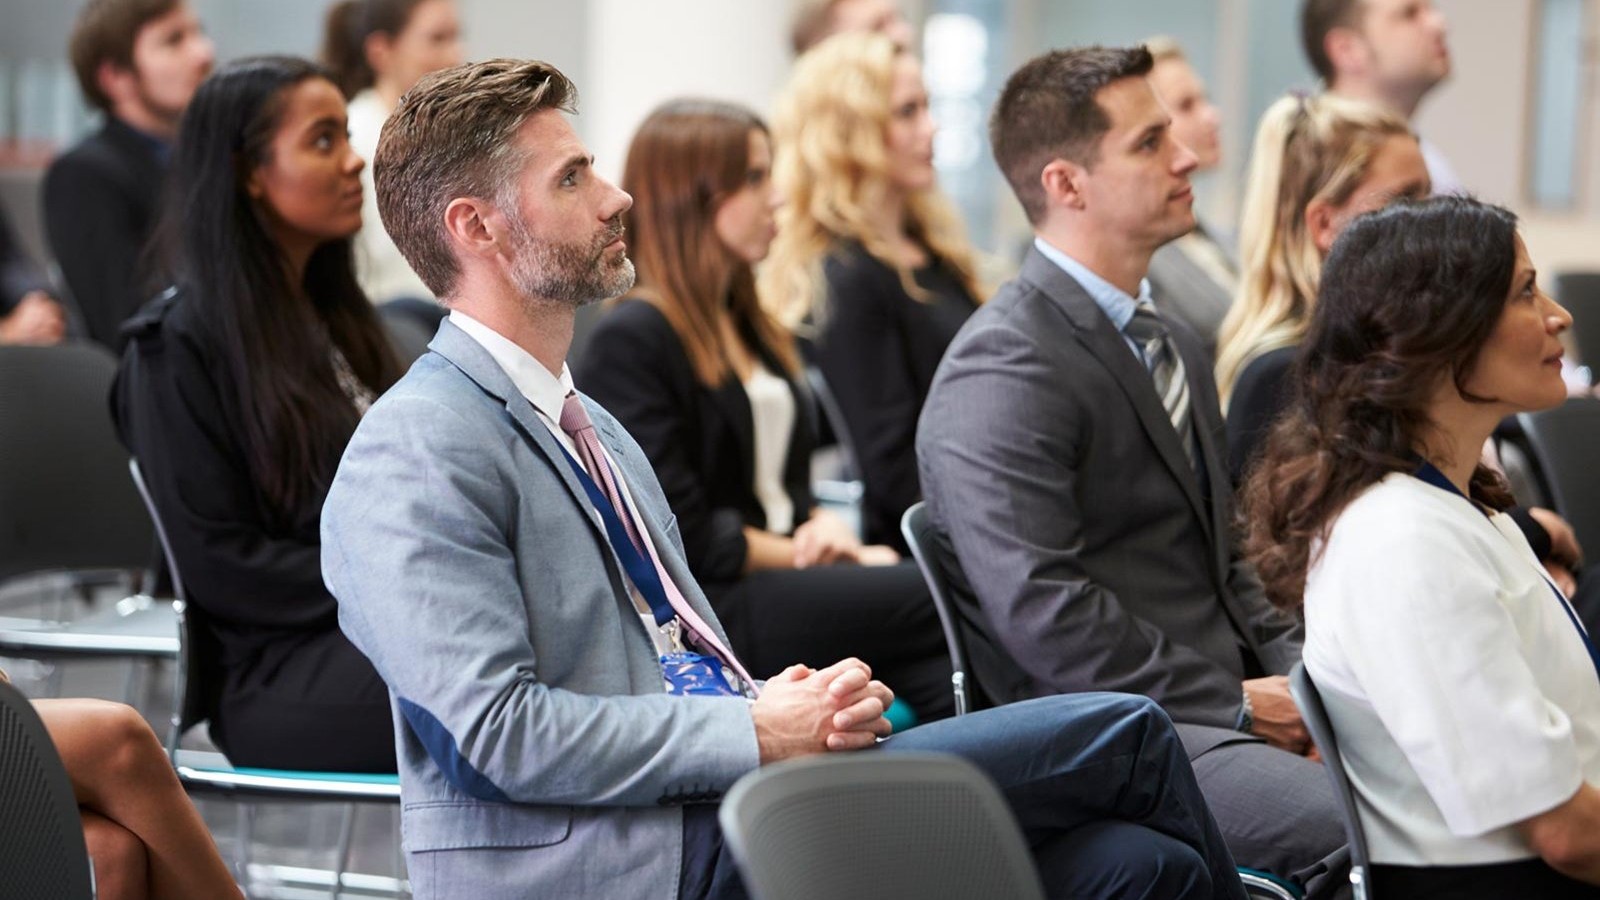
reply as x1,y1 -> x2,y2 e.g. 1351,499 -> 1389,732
1243,675 -> 1312,755
1549,562 -> 1580,598
0,292 -> 66,345
1530,507 -> 1584,570
792,510 -> 863,568
751,658 -> 894,763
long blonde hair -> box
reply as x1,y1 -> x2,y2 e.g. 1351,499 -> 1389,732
1215,93 -> 1412,406
761,31 -> 981,330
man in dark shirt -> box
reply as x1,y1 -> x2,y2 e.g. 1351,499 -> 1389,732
44,0 -> 213,350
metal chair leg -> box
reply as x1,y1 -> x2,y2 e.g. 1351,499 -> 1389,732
328,803 -> 357,899
235,803 -> 255,895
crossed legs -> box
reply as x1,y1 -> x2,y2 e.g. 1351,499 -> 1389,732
34,698 -> 242,900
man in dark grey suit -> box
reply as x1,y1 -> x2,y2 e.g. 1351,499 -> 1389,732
917,45 -> 1348,899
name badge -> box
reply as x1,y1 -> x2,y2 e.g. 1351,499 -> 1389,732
661,651 -> 740,697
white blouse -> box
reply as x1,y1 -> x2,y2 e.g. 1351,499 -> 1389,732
1304,472 -> 1600,866
743,365 -> 795,535
347,90 -> 434,305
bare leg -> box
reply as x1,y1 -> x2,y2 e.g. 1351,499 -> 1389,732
36,699 -> 243,900
82,810 -> 149,900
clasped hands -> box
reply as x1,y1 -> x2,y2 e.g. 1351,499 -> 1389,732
791,510 -> 900,568
751,657 -> 895,763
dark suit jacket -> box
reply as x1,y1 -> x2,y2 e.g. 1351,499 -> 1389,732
111,288 -> 346,667
44,117 -> 167,350
814,240 -> 978,552
576,299 -> 816,583
917,246 -> 1303,741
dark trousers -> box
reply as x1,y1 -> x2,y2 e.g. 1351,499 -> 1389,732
211,626 -> 396,772
705,562 -> 955,723
681,693 -> 1246,900
1373,858 -> 1600,899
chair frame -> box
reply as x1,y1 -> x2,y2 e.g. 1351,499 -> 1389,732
1289,663 -> 1372,900
900,501 -> 977,716
129,459 -> 402,899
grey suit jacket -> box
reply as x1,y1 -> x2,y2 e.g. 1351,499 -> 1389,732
323,320 -> 759,899
916,247 -> 1302,746
1147,234 -> 1234,360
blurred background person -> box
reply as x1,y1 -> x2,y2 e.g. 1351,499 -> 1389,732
321,0 -> 462,331
1301,0 -> 1460,194
113,56 -> 403,773
1242,197 -> 1600,899
762,32 -> 985,555
44,0 -> 214,350
1216,91 -> 1425,485
790,0 -> 914,55
1144,35 -> 1235,359
578,98 -> 953,723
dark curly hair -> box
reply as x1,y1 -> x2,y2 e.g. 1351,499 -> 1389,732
1240,196 -> 1519,608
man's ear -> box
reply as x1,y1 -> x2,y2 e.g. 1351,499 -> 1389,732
1039,158 -> 1089,212
95,58 -> 137,110
1305,196 -> 1343,255
1324,26 -> 1369,80
443,197 -> 505,263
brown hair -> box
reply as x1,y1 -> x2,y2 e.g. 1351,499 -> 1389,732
989,45 -> 1154,225
69,0 -> 180,112
791,0 -> 847,55
1301,0 -> 1365,84
621,99 -> 800,387
320,0 -> 432,98
374,58 -> 576,299
1240,197 -> 1519,609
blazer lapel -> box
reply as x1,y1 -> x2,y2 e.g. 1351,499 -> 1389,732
427,320 -> 607,546
1019,249 -> 1213,538
705,378 -> 756,500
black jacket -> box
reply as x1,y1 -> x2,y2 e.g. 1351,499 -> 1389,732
0,206 -> 51,313
44,117 -> 167,350
576,298 -> 816,584
813,240 -> 978,552
111,288 -> 346,667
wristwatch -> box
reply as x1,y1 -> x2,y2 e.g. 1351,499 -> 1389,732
1237,688 -> 1254,734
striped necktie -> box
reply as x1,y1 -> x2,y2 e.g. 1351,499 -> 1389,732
1125,302 -> 1196,468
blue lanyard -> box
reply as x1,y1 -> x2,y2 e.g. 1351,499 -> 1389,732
1412,460 -> 1600,685
557,443 -> 677,629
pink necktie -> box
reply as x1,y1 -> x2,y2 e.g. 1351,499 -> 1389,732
559,392 -> 759,694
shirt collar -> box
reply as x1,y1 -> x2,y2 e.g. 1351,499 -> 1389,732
1032,237 -> 1153,333
447,309 -> 573,422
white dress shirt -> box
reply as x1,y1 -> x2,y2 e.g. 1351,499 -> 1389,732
449,310 -> 678,657
1304,472 -> 1600,865
743,365 -> 796,535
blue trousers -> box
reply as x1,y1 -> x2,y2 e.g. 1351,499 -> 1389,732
682,692 -> 1246,900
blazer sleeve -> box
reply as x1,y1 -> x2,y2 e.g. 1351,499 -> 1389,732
814,251 -> 922,543
0,210 -> 50,312
113,325 -> 338,629
918,316 -> 1248,729
577,304 -> 749,581
323,389 -> 761,806
43,154 -> 150,349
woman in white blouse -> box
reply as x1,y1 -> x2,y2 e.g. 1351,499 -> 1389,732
1240,196 -> 1600,898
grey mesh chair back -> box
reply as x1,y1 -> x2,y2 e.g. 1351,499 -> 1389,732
901,502 -> 986,715
1288,663 -> 1372,900
0,678 -> 95,900
0,343 -> 153,585
1517,398 -> 1600,558
720,752 -> 1045,900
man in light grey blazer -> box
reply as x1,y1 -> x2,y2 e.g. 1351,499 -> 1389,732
917,46 -> 1349,899
320,58 -> 1249,900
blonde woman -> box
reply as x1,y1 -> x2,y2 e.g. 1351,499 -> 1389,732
1215,92 -> 1425,485
762,31 -> 983,553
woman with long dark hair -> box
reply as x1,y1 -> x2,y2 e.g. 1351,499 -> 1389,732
577,99 -> 953,723
321,0 -> 461,312
114,56 -> 402,772
1242,197 -> 1600,898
